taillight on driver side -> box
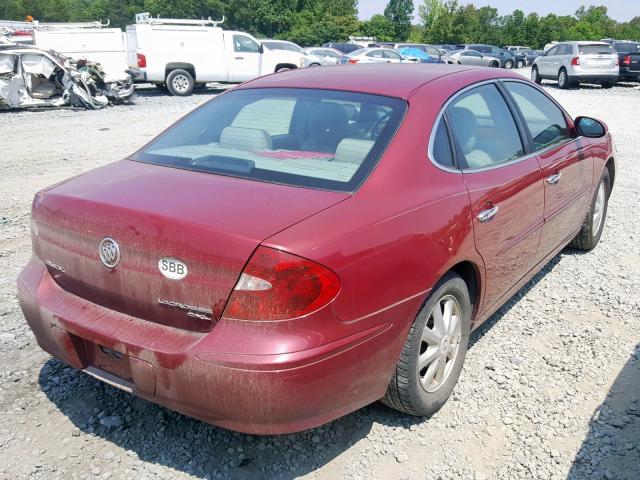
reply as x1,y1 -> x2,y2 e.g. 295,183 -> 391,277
571,57 -> 580,66
137,53 -> 147,68
224,247 -> 340,321
623,55 -> 631,65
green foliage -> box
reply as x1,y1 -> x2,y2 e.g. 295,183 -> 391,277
383,0 -> 413,41
2,0 -> 639,48
417,1 -> 640,49
360,14 -> 395,42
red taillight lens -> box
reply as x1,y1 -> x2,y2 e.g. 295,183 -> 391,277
348,58 -> 359,64
137,53 -> 146,68
224,247 -> 340,321
571,57 -> 580,66
623,55 -> 631,65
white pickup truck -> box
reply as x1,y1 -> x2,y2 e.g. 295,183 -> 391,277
126,13 -> 310,96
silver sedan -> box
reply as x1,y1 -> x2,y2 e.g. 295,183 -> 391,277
443,50 -> 501,68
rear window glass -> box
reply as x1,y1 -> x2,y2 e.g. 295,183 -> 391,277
579,45 -> 615,55
613,42 -> 640,52
132,88 -> 406,193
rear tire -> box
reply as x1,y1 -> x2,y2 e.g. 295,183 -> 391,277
381,272 -> 471,417
504,59 -> 514,69
601,81 -> 615,89
489,61 -> 499,68
166,69 -> 194,96
531,66 -> 542,84
569,169 -> 610,251
558,68 -> 571,89
516,59 -> 525,69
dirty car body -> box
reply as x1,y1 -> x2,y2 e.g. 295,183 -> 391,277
0,44 -> 133,109
18,64 -> 615,434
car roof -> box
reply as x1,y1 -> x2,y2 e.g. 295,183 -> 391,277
236,64 -> 521,99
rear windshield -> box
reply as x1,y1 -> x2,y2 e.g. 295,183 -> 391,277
579,44 -> 615,55
133,88 -> 406,192
613,42 -> 640,52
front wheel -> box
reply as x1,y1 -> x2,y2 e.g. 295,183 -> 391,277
531,66 -> 542,84
516,59 -> 526,69
489,61 -> 499,68
504,59 -> 514,69
569,169 -> 610,251
381,272 -> 471,417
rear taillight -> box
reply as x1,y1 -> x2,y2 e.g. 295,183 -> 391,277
137,53 -> 146,68
571,57 -> 580,66
348,58 -> 359,64
224,247 -> 340,321
623,55 -> 631,65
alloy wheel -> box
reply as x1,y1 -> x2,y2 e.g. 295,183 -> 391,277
418,295 -> 463,393
593,180 -> 606,237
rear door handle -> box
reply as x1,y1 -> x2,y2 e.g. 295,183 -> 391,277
477,204 -> 499,222
546,172 -> 562,185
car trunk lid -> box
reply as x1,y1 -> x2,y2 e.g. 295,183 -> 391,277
32,160 -> 347,331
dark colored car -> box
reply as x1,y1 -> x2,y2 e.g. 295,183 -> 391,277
521,48 -> 542,65
463,44 -> 518,68
611,41 -> 640,82
18,64 -> 615,434
322,42 -> 361,54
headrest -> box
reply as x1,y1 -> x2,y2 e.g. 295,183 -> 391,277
220,126 -> 272,152
334,138 -> 375,165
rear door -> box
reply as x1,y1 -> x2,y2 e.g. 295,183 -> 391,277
538,45 -> 558,76
502,81 -> 593,257
445,83 -> 544,313
382,49 -> 403,63
227,33 -> 262,82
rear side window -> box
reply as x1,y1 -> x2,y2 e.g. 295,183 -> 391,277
579,44 -> 615,55
503,82 -> 570,151
431,120 -> 454,168
613,42 -> 640,52
133,88 -> 406,193
446,84 -> 524,170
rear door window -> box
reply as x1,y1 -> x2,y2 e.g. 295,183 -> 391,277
133,88 -> 406,193
503,82 -> 571,151
446,84 -> 524,170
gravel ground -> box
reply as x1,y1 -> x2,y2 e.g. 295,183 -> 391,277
0,73 -> 639,480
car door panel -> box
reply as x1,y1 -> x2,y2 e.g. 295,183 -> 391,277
501,80 -> 593,258
536,140 -> 593,256
464,161 -> 544,314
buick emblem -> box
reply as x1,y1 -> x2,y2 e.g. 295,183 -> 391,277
99,237 -> 121,269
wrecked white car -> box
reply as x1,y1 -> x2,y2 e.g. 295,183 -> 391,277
0,45 -> 134,110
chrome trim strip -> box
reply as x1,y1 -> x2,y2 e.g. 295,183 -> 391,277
83,366 -> 134,394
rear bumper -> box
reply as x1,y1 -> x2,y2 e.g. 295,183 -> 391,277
18,258 -> 415,434
619,68 -> 640,81
126,68 -> 147,82
569,69 -> 619,83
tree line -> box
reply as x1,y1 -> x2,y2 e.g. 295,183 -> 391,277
2,0 -> 639,49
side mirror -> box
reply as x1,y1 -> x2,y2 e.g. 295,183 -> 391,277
575,116 -> 606,138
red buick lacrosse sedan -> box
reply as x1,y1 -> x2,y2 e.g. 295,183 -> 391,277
18,64 -> 615,434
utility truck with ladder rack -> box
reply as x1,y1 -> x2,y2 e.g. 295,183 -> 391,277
126,13 -> 309,96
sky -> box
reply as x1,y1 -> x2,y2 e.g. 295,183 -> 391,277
357,0 -> 640,23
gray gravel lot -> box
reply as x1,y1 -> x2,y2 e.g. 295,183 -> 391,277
0,73 -> 639,480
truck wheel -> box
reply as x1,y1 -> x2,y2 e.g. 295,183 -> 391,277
166,69 -> 194,96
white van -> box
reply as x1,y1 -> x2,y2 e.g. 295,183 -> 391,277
126,13 -> 308,96
33,27 -> 129,78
